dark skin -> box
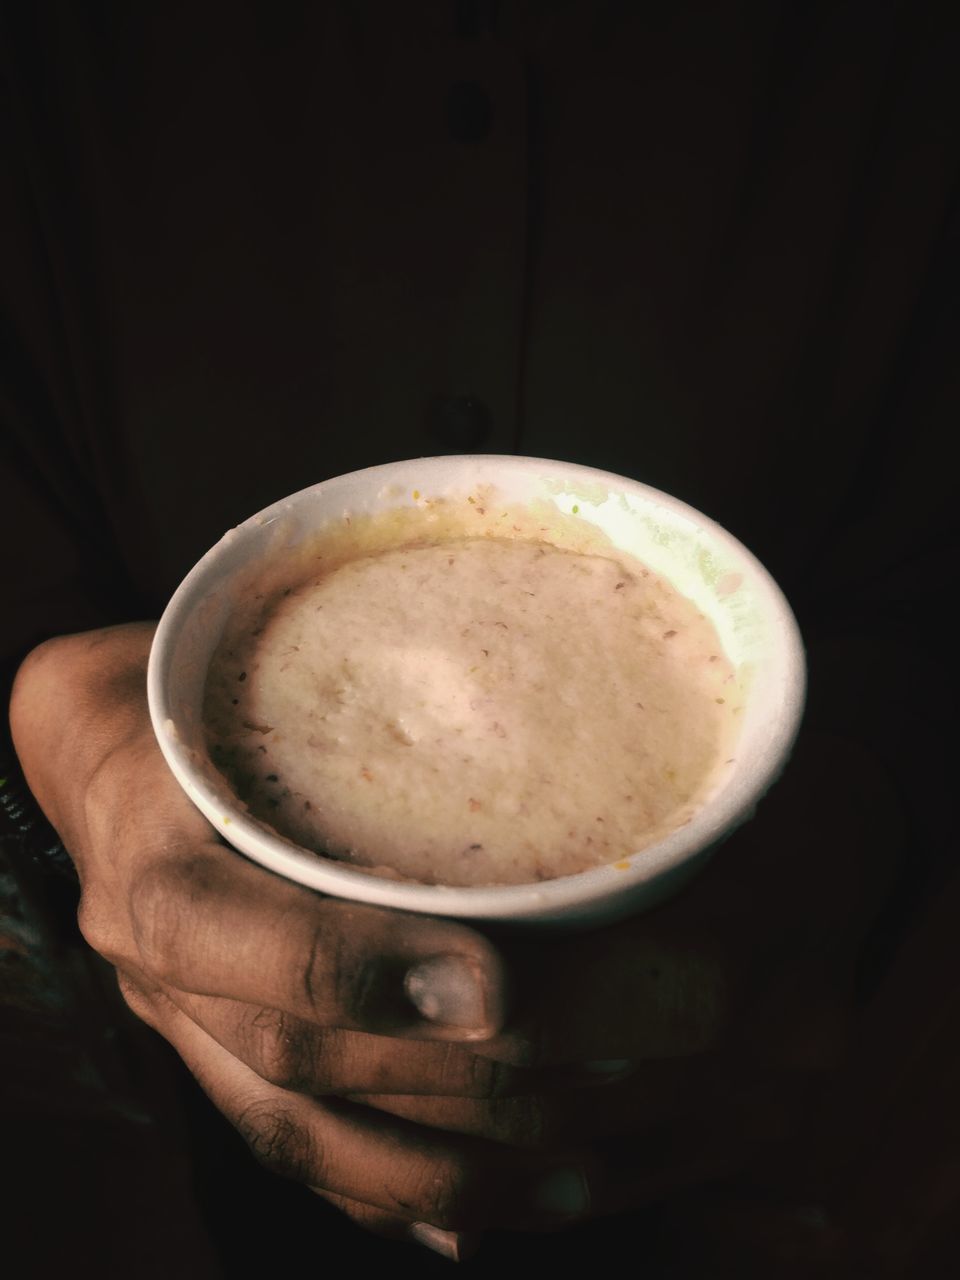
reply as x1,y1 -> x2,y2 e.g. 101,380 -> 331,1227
10,622 -> 902,1257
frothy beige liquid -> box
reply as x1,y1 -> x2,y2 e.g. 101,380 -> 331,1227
204,538 -> 739,886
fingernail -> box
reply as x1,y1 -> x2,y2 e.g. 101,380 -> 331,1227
409,1223 -> 481,1261
532,1167 -> 590,1217
405,955 -> 490,1033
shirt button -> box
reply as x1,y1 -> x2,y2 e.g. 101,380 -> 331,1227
446,82 -> 493,144
425,395 -> 492,450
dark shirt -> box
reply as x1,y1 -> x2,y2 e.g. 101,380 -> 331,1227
2,3 -> 958,1273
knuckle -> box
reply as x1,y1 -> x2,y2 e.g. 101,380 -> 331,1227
410,1156 -> 473,1229
300,915 -> 339,1020
80,738 -> 153,854
243,1007 -> 307,1089
128,863 -> 179,978
466,1095 -> 549,1146
301,1028 -> 344,1092
303,908 -> 377,1026
115,971 -> 165,1033
116,970 -> 151,1015
394,1150 -> 492,1230
234,1099 -> 319,1185
454,1048 -> 510,1099
128,852 -> 216,981
76,889 -> 124,965
326,934 -> 375,1025
80,747 -> 124,838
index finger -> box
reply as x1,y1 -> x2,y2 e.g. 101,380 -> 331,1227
127,843 -> 509,1042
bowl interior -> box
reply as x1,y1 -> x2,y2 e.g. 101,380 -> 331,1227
148,456 -> 805,927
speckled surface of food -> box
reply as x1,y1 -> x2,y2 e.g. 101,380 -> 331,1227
204,538 -> 739,885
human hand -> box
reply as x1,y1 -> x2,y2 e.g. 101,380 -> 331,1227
10,627 -> 903,1259
9,624 -> 626,1257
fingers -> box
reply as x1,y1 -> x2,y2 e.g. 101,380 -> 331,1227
345,1057 -> 801,1150
21,628 -> 510,1048
122,972 -> 806,1235
311,1191 -> 481,1261
155,985 -> 532,1097
345,1067 -> 678,1146
123,976 -> 595,1233
307,1189 -> 411,1243
126,843 -> 508,1041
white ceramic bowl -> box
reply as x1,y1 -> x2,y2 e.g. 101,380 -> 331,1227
148,456 -> 805,928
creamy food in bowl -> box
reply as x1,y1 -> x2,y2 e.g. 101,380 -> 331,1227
148,456 -> 805,927
203,537 -> 740,887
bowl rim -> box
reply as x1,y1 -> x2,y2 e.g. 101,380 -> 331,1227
147,454 -> 806,922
